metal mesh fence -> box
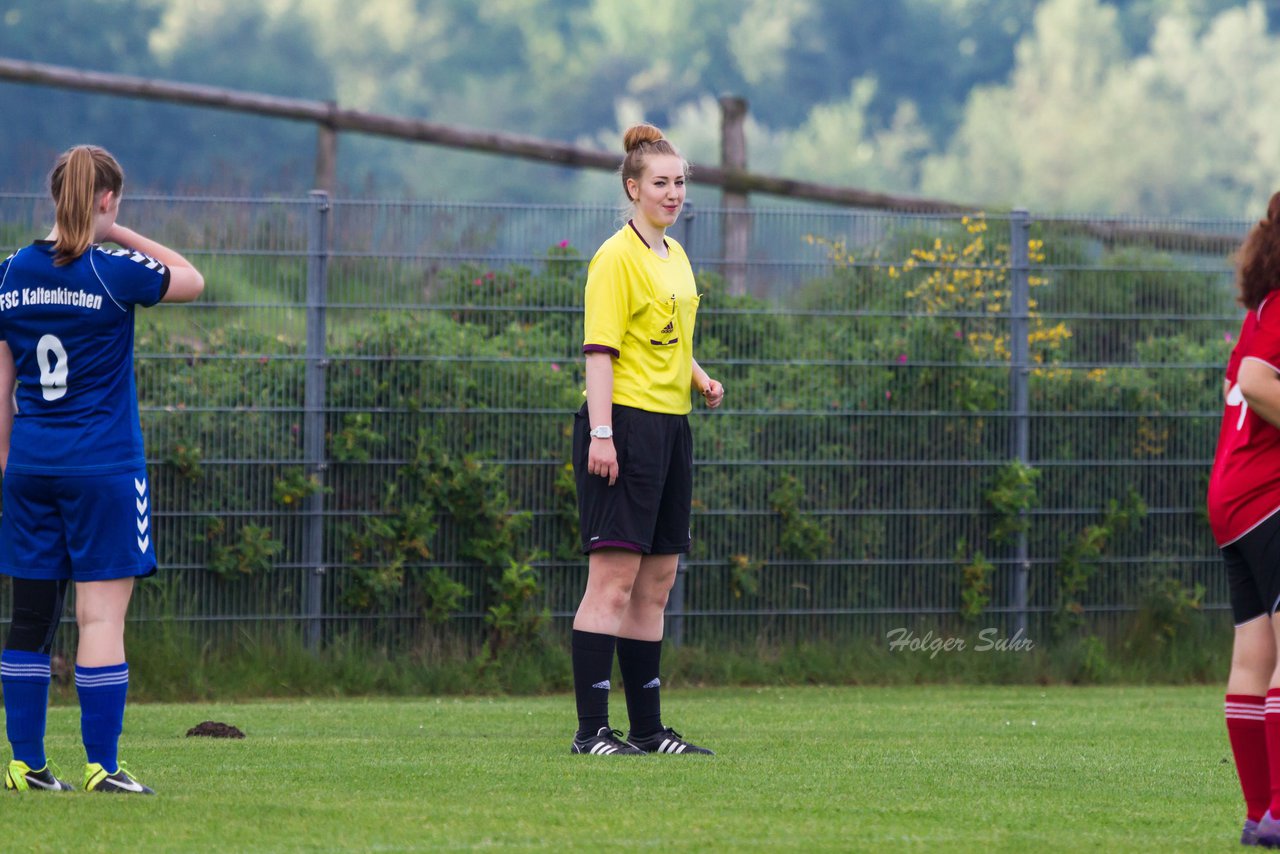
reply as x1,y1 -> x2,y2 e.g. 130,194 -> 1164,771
0,194 -> 1247,649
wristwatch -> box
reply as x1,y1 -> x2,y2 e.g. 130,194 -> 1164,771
589,425 -> 613,439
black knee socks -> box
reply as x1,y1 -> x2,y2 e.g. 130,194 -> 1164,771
617,637 -> 663,738
571,630 -> 616,737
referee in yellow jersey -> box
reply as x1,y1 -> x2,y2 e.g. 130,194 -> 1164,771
569,124 -> 724,756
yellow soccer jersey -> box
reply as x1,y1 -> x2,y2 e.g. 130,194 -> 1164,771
582,223 -> 700,415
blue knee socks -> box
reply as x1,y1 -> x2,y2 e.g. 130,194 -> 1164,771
75,662 -> 128,773
2,649 -> 52,768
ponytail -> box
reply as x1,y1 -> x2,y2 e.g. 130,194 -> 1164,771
49,145 -> 124,266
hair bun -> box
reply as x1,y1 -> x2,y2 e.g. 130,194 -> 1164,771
623,123 -> 665,154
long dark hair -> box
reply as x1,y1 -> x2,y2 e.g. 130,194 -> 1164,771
1237,191 -> 1280,309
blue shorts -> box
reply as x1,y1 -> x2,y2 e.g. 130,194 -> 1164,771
0,469 -> 157,581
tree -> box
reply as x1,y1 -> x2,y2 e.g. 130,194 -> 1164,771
922,0 -> 1280,216
0,0 -> 168,186
0,0 -> 334,192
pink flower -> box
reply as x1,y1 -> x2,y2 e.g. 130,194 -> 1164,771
485,271 -> 496,279
472,278 -> 482,285
1225,331 -> 1234,342
954,329 -> 963,339
551,363 -> 561,372
885,390 -> 892,400
897,354 -> 908,364
559,240 -> 570,248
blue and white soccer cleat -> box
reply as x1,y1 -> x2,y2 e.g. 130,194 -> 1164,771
1254,810 -> 1280,847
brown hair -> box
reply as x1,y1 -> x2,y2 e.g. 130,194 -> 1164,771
48,145 -> 124,266
1237,191 -> 1280,309
620,123 -> 687,200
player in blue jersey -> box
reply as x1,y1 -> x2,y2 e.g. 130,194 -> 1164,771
0,145 -> 204,794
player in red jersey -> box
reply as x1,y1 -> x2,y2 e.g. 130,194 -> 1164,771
1208,190 -> 1280,845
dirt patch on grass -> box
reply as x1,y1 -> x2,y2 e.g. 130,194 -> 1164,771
185,721 -> 245,738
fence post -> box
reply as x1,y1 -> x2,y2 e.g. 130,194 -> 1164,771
303,190 -> 330,651
314,102 -> 338,194
667,555 -> 686,646
1008,209 -> 1031,638
719,95 -> 750,297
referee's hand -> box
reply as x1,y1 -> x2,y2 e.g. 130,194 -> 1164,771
701,379 -> 725,409
588,438 -> 619,486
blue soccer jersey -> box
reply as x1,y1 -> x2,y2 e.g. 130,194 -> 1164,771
0,241 -> 169,475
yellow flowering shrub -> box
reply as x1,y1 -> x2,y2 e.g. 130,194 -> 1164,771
889,216 -> 1070,371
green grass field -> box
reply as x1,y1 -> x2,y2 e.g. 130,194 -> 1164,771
4,685 -> 1249,852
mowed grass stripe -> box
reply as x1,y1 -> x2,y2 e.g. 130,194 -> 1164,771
1,686 -> 1243,852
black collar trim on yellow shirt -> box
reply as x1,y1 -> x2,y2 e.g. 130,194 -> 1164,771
628,219 -> 668,251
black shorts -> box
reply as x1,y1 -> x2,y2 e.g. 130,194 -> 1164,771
572,402 -> 692,555
1223,510 -> 1280,625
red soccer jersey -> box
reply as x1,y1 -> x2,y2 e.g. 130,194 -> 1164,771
1208,298 -> 1280,545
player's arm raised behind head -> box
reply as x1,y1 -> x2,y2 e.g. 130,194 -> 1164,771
102,224 -> 204,303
